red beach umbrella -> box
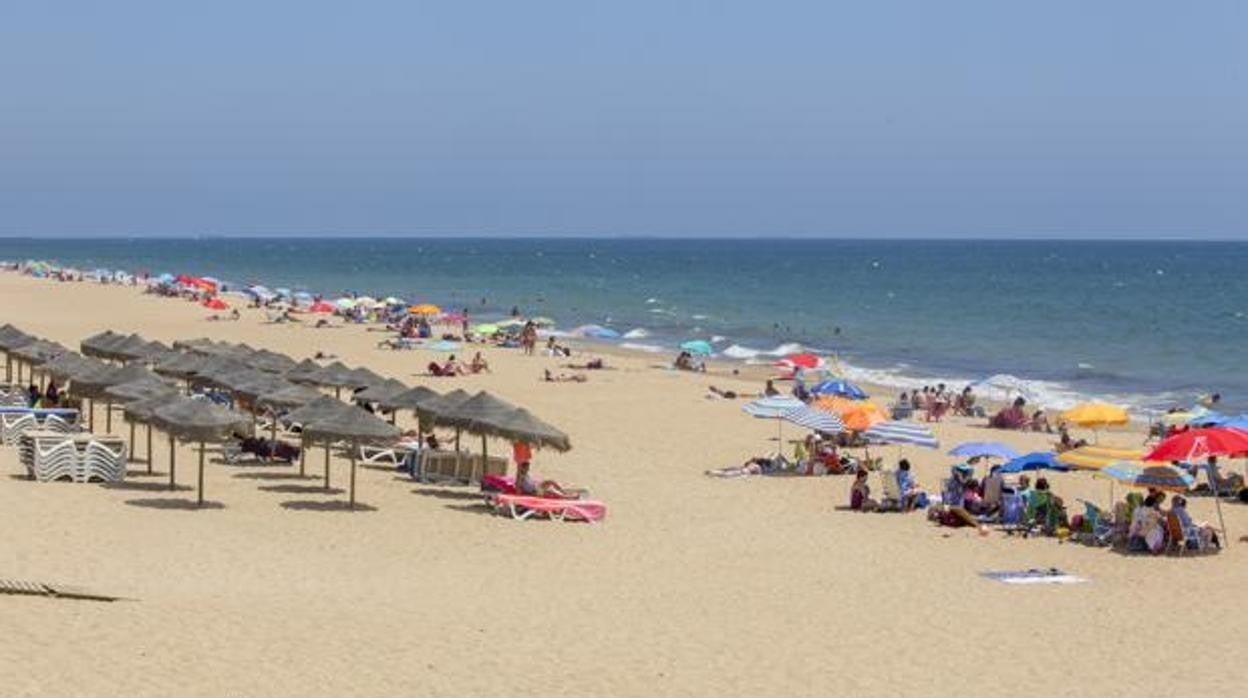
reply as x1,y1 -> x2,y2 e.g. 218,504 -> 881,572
1144,427 -> 1248,462
776,353 -> 824,370
309,301 -> 335,314
202,297 -> 228,311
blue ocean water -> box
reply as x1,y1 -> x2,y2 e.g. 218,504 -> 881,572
3,238 -> 1246,413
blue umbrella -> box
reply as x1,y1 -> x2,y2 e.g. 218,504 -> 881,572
998,451 -> 1068,474
948,441 -> 1019,460
741,395 -> 805,443
680,340 -> 713,356
810,380 -> 868,400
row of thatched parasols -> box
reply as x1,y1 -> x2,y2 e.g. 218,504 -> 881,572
1,324 -> 569,509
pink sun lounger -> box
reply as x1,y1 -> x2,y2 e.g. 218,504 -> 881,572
494,494 -> 607,523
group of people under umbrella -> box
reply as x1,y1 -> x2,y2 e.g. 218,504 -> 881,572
0,324 -> 570,510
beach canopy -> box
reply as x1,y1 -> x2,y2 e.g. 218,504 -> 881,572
303,408 -> 401,508
256,384 -> 324,410
301,361 -> 358,388
863,421 -> 939,449
0,324 -> 35,350
440,391 -> 521,431
151,399 -> 247,442
1056,445 -> 1146,471
379,385 -> 441,412
123,392 -> 186,423
283,395 -> 355,426
69,363 -> 160,398
781,405 -> 845,434
741,396 -> 805,419
1060,402 -> 1129,429
473,323 -> 500,335
415,389 -> 473,422
1096,462 -> 1194,492
408,303 -> 441,316
809,380 -> 867,400
998,452 -> 1067,474
346,366 -> 388,390
485,407 -> 571,452
41,353 -> 106,382
948,441 -> 1019,460
202,298 -> 228,311
284,358 -> 324,383
353,378 -> 408,403
1143,427 -> 1248,462
776,353 -> 824,370
11,339 -> 68,365
812,397 -> 887,431
103,378 -> 178,403
308,301 -> 335,314
230,374 -> 294,402
153,352 -> 211,379
79,330 -> 125,358
249,349 -> 298,374
679,340 -> 713,356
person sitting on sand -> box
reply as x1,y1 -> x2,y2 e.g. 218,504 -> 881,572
897,459 -> 922,511
1128,493 -> 1166,554
44,380 -> 60,407
850,469 -> 878,511
989,397 -> 1029,429
674,351 -> 693,371
469,352 -> 490,374
929,463 -> 984,529
764,379 -> 780,397
1203,456 -> 1245,493
1055,422 -> 1088,452
1030,409 -> 1052,433
1168,496 -> 1220,551
515,460 -> 582,499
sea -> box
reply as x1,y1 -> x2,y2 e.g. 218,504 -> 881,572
3,237 -> 1245,414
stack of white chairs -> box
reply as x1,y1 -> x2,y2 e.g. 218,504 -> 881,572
32,439 -> 81,482
82,440 -> 127,482
0,385 -> 29,407
1,411 -> 81,445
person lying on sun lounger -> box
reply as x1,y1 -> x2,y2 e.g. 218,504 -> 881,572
515,461 -> 584,499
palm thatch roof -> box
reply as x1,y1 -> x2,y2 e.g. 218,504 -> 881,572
123,392 -> 187,423
80,330 -> 125,358
302,408 -> 400,444
413,389 -> 472,423
69,363 -> 161,398
353,378 -> 407,403
11,339 -> 68,365
485,407 -> 571,451
250,349 -> 298,374
151,399 -> 248,442
283,395 -> 354,426
256,384 -> 324,410
379,385 -> 440,411
103,378 -> 179,403
0,324 -> 34,350
153,352 -> 210,379
41,353 -> 106,382
284,358 -> 323,383
230,374 -> 293,402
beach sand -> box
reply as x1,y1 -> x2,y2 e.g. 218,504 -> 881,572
1,272 -> 1244,697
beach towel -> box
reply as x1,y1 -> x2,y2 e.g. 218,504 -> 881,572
979,568 -> 1087,585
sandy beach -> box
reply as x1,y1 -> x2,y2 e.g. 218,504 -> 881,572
1,271 -> 1244,697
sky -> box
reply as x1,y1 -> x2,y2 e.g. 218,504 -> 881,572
1,1 -> 1245,239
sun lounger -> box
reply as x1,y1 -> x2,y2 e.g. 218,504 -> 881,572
32,438 -> 80,482
82,440 -> 127,482
360,443 -> 404,468
492,494 -> 607,523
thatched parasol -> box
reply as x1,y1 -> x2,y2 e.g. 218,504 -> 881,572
378,385 -> 440,412
153,352 -> 209,380
10,340 -> 67,386
303,408 -> 400,509
101,333 -> 150,362
250,349 -> 298,374
124,393 -> 190,482
300,361 -> 358,398
70,363 -> 162,434
257,384 -> 324,410
486,407 -> 571,452
284,396 -> 354,479
353,378 -> 407,404
40,352 -> 104,383
346,366 -> 388,390
284,358 -> 323,383
104,378 -> 179,470
80,330 -> 125,359
151,399 -> 248,505
0,325 -> 35,383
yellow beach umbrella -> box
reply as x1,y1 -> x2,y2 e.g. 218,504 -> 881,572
1056,445 -> 1147,471
1060,402 -> 1129,428
408,304 -> 442,316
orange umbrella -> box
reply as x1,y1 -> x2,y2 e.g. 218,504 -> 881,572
202,297 -> 228,311
408,303 -> 442,316
813,396 -> 886,431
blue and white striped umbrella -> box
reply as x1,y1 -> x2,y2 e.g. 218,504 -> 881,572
781,405 -> 845,434
741,396 -> 805,419
863,420 -> 939,449
809,380 -> 868,400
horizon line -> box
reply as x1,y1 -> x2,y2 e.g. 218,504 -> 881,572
0,233 -> 1244,242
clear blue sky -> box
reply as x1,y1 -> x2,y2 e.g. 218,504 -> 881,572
2,1 -> 1244,238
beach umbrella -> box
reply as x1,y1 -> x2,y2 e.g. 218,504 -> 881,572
1097,462 -> 1195,492
781,405 -> 845,435
812,396 -> 887,431
104,379 -> 179,471
863,421 -> 939,449
152,399 -> 248,505
378,385 -> 440,430
1060,403 -> 1129,442
249,349 -> 298,374
998,452 -> 1068,474
334,297 -> 356,310
0,325 -> 36,381
346,366 -> 388,390
1143,427 -> 1248,463
353,378 -> 407,404
809,380 -> 868,400
284,358 -> 324,383
408,303 -> 441,316
202,298 -> 228,311
1055,445 -> 1147,471
484,407 -> 571,453
776,353 -> 824,370
496,318 -> 525,329
79,330 -> 125,359
100,333 -> 152,362
742,395 -> 805,443
415,389 -> 473,452
284,396 -> 355,480
308,300 -> 335,314
40,352 -> 104,383
230,374 -> 293,403
948,442 -> 1020,460
680,340 -> 713,356
439,391 -> 521,431
301,361 -> 358,397
153,352 -> 210,380
303,408 -> 400,509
